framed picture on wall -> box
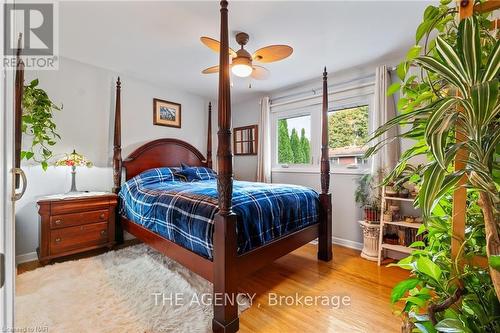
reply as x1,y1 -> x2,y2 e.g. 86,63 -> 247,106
153,98 -> 181,128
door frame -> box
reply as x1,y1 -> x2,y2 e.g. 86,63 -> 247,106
1,0 -> 17,329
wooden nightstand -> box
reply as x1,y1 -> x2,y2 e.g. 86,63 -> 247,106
37,192 -> 118,265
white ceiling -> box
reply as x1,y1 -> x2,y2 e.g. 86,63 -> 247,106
59,1 -> 433,102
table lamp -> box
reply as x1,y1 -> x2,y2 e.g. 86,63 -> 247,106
55,149 -> 93,193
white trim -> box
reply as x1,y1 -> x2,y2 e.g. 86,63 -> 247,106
15,252 -> 38,265
271,168 -> 369,175
332,237 -> 363,251
270,82 -> 375,108
310,237 -> 363,252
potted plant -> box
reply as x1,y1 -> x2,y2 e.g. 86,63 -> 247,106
366,3 -> 500,330
21,79 -> 62,170
355,174 -> 381,222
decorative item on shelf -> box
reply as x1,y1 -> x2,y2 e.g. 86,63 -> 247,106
385,185 -> 397,197
398,229 -> 406,246
383,234 -> 399,245
398,188 -> 410,198
383,211 -> 393,222
55,150 -> 93,193
404,216 -> 416,224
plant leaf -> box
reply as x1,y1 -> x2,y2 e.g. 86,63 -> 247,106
407,45 -> 422,61
482,38 -> 500,82
391,278 -> 420,303
387,82 -> 401,96
489,255 -> 500,272
457,17 -> 481,84
415,56 -> 468,97
435,318 -> 470,333
416,256 -> 442,282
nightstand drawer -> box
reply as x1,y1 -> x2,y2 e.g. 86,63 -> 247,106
50,222 -> 109,255
50,209 -> 109,229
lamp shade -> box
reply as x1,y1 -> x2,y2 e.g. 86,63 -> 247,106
55,149 -> 93,168
231,57 -> 252,78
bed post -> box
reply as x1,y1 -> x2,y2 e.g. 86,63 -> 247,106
112,77 -> 124,244
212,1 -> 239,333
207,102 -> 213,169
318,67 -> 333,261
112,77 -> 122,194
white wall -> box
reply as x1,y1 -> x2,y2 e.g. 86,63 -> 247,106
232,98 -> 260,181
16,57 -> 209,259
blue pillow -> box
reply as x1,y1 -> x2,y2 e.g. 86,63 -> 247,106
176,164 -> 217,182
136,167 -> 182,184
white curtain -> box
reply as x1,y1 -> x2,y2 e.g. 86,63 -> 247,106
257,96 -> 271,183
372,66 -> 400,180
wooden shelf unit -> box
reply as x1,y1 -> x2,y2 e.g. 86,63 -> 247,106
377,186 -> 422,266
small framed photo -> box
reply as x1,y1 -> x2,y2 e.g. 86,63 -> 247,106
153,98 -> 181,128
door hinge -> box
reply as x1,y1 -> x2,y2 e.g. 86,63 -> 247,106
0,252 -> 4,288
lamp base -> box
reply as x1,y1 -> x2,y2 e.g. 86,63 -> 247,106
68,166 -> 79,193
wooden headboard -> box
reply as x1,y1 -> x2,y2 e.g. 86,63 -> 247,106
123,138 -> 208,180
112,77 -> 213,190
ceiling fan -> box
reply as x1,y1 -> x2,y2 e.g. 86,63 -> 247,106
200,32 -> 293,80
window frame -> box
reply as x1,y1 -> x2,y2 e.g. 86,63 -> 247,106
271,107 -> 319,171
270,83 -> 374,174
328,94 -> 373,173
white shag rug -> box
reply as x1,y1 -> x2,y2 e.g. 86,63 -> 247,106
16,244 -> 250,333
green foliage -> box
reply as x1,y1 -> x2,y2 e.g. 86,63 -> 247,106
328,106 -> 368,149
22,79 -> 62,170
366,3 -> 500,332
354,173 -> 380,210
278,119 -> 293,163
290,128 -> 304,164
300,128 -> 311,164
277,119 -> 310,164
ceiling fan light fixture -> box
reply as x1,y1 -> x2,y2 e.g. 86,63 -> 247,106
231,57 -> 252,78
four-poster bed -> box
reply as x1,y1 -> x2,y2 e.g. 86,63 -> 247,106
112,1 -> 332,332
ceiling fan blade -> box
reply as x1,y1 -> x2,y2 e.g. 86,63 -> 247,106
252,45 -> 293,63
251,65 -> 270,80
201,65 -> 220,74
200,36 -> 237,58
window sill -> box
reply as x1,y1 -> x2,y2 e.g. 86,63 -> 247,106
271,168 -> 370,175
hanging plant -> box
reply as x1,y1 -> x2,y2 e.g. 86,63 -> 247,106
21,79 -> 62,170
366,1 -> 499,331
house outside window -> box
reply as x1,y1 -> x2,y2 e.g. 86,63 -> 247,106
328,105 -> 370,170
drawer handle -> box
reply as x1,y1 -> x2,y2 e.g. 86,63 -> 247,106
100,230 -> 107,237
55,219 -> 62,225
99,213 -> 105,220
55,237 -> 62,243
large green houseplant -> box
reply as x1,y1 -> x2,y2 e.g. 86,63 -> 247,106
21,79 -> 62,170
366,1 -> 499,331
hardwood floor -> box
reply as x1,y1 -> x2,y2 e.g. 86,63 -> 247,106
17,243 -> 407,332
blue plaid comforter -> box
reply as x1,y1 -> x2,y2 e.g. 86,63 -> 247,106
119,169 -> 319,259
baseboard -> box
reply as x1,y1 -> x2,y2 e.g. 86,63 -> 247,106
332,237 -> 363,251
310,237 -> 363,251
16,251 -> 38,265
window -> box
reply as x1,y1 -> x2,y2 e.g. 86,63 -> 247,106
270,83 -> 373,173
277,115 -> 312,165
328,105 -> 369,169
